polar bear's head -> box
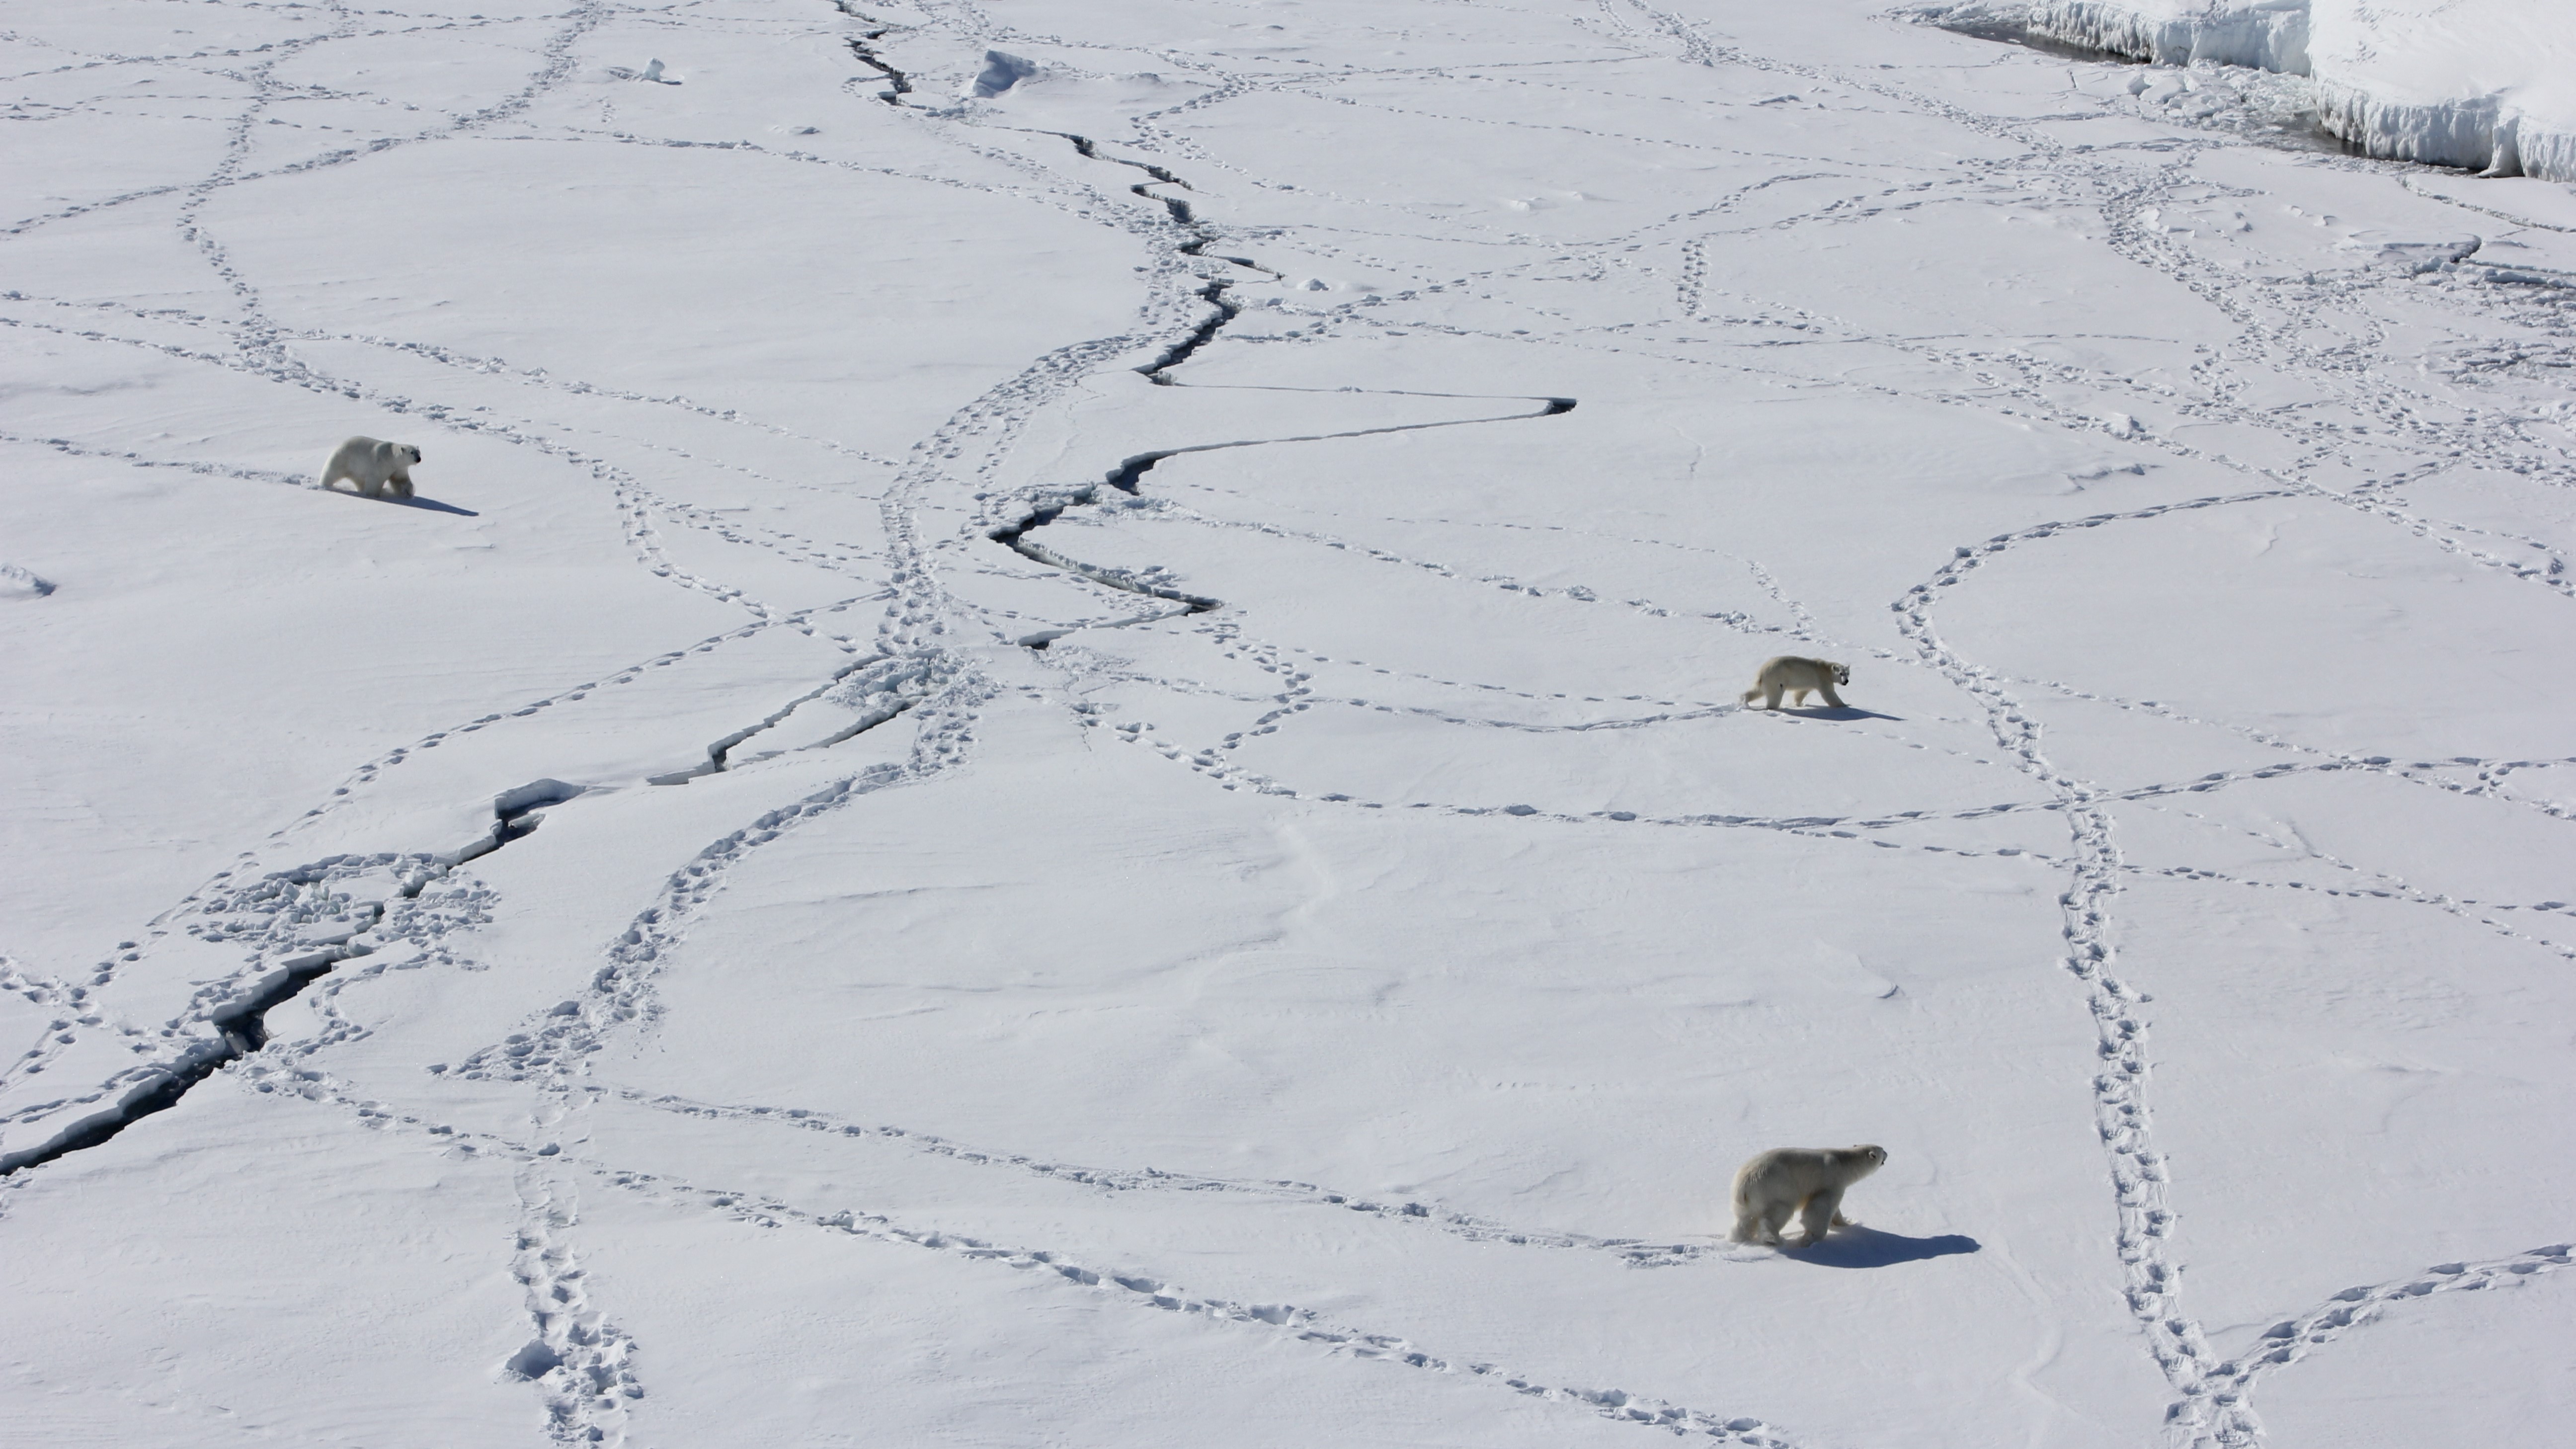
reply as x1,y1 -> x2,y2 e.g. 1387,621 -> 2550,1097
391,443 -> 422,466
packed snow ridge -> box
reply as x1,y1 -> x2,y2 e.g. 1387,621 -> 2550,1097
1926,0 -> 2576,179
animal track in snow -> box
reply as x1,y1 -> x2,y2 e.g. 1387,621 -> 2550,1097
548,1133 -> 1802,1447
611,1087 -> 1727,1268
14,3 -> 2573,1443
507,1169 -> 644,1447
2183,1245 -> 2575,1445
0,774 -> 554,1177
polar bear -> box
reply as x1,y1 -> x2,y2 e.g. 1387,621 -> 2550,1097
319,436 -> 423,500
1729,1144 -> 1886,1246
1741,655 -> 1849,711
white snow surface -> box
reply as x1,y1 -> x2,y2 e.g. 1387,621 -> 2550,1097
4,2 -> 2575,1447
1929,1 -> 2576,179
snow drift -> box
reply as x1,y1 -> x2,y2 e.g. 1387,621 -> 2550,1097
1927,0 -> 2576,179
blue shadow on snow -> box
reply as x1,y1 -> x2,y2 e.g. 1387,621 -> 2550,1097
395,494 -> 479,516
1782,706 -> 1904,722
1788,1227 -> 1980,1268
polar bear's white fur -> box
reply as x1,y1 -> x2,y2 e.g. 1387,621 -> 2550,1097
1729,1144 -> 1885,1246
1741,655 -> 1849,711
319,436 -> 422,500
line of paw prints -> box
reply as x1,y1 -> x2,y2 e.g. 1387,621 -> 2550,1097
1346,503 -> 1825,640
1132,490 -> 1799,637
505,1168 -> 644,1448
610,1087 -> 1718,1268
0,424 -> 309,490
888,327 -> 1175,555
1199,614 -> 1726,717
2124,853 -> 2576,964
179,853 -> 491,997
166,0 -> 607,386
2337,491 -> 2576,601
1075,623 -> 2064,837
2070,742 -> 2576,839
1069,12 -> 2545,1439
608,478 -> 774,618
0,851 -> 476,1133
448,676 -> 988,1085
2446,757 -> 2576,821
23,271 -> 781,627
242,879 -> 504,1071
2009,673 -> 2381,770
2090,193 -> 2576,501
10,294 -> 887,604
897,312 -> 1264,634
563,122 -> 1184,262
565,1145 -> 1803,1447
234,1054 -> 447,1138
2393,755 -> 2576,825
5,296 -> 906,525
627,481 -> 893,580
1105,718 -> 1293,797
0,956 -> 74,1015
2180,1245 -> 2575,1447
1691,250 -> 2565,584
281,592 -> 888,840
297,327 -> 903,471
1092,660 -> 1743,741
0,953 -> 155,1096
1063,621 -> 2063,833
118,1045 -> 644,1437
2348,467 -> 2572,569
1892,542 -> 2206,1392
1261,3 -> 2553,562
190,1060 -> 1788,1449
2074,183 -> 2576,556
1097,705 -> 2079,866
166,13 -> 357,343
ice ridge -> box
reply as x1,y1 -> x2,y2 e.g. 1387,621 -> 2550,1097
1925,0 -> 2576,180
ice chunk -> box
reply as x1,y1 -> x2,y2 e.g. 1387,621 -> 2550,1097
967,51 -> 1040,99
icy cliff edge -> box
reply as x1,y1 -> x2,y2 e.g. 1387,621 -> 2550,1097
1921,0 -> 2576,181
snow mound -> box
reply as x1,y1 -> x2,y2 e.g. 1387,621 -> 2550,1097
0,563 -> 55,599
966,50 -> 1041,100
1925,0 -> 2576,180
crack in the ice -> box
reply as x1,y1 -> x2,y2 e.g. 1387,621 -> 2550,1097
834,3 -> 915,104
0,779 -> 570,1177
974,131 -> 1578,633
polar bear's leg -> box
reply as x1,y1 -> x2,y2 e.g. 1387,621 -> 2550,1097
1729,1204 -> 1766,1244
1797,1186 -> 1845,1244
387,471 -> 413,500
1817,682 -> 1846,708
1761,683 -> 1784,710
1759,1197 -> 1795,1245
1788,687 -> 1811,707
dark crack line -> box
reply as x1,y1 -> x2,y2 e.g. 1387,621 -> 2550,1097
0,779 -> 578,1178
835,4 -> 913,104
978,128 -> 1576,627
